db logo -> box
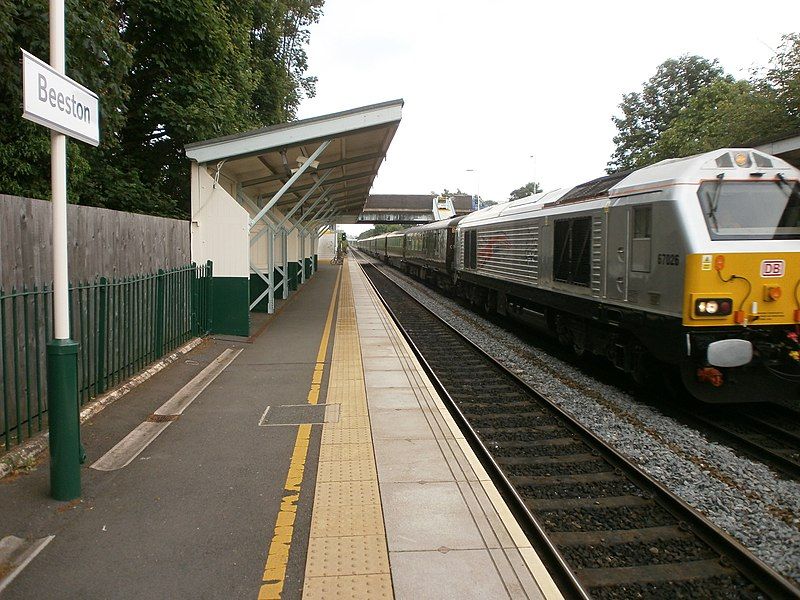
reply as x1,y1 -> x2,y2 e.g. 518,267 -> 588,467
761,260 -> 785,278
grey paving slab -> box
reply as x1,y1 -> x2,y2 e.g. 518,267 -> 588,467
374,438 -> 454,483
370,408 -> 436,440
364,369 -> 411,389
361,345 -> 402,358
358,329 -> 392,338
381,482 -> 485,551
367,387 -> 421,410
362,357 -> 405,372
358,325 -> 386,332
389,549 -> 511,600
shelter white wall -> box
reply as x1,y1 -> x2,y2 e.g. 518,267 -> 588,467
190,164 -> 248,278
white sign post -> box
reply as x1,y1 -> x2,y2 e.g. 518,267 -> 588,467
21,0 -> 98,501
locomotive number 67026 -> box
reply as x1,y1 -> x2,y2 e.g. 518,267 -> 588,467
657,253 -> 680,266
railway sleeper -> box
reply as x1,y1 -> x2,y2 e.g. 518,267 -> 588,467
548,524 -> 694,547
577,559 -> 738,588
497,453 -> 599,466
529,495 -> 654,511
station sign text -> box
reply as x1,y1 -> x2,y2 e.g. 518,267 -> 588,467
21,49 -> 99,146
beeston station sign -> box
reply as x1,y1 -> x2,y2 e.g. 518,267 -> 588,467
22,49 -> 99,146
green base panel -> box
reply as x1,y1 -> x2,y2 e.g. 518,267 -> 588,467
288,262 -> 300,291
249,270 -> 284,313
211,277 -> 249,336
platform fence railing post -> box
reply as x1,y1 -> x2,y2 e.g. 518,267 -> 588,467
206,261 -> 214,334
96,276 -> 108,394
154,269 -> 165,359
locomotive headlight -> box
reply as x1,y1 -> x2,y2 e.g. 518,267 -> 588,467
734,152 -> 751,168
693,297 -> 734,318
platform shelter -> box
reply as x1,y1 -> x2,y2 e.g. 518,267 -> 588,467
184,100 -> 403,335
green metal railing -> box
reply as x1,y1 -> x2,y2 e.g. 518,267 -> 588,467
0,261 -> 213,451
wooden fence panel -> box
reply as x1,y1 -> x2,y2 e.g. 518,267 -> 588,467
0,195 -> 189,289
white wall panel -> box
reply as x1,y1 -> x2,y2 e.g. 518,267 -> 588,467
318,231 -> 336,258
190,163 -> 249,278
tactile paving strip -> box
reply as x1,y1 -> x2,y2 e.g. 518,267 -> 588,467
303,573 -> 393,599
303,265 -> 393,597
306,535 -> 390,577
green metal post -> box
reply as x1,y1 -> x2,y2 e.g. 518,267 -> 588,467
206,261 -> 213,333
47,338 -> 80,500
154,269 -> 165,358
33,286 -> 43,430
1,290 -> 9,450
190,263 -> 199,335
97,277 -> 107,394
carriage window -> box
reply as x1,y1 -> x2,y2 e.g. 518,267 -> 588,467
553,217 -> 591,286
631,206 -> 652,273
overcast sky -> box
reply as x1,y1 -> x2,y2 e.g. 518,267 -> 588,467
297,1 -> 797,231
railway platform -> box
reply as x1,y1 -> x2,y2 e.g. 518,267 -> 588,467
0,260 -> 562,599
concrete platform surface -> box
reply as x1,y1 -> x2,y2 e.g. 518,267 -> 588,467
0,261 -> 563,599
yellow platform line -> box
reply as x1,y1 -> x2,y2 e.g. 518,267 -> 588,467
258,267 -> 342,600
302,263 -> 394,599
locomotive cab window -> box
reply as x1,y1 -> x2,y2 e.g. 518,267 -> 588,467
553,216 -> 592,287
698,179 -> 800,240
631,206 -> 652,273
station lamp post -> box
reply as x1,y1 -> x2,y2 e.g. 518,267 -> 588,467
47,0 -> 81,501
22,0 -> 100,500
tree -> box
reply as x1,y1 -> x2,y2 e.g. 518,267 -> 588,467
117,0 -> 263,216
509,182 -> 541,201
250,0 -> 324,123
357,224 -> 405,239
649,79 -> 787,160
0,0 -> 324,218
755,33 -> 800,135
0,0 -> 133,205
610,36 -> 800,167
430,188 -> 466,198
607,56 -> 729,172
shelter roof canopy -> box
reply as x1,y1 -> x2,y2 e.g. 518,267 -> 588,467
184,99 -> 403,220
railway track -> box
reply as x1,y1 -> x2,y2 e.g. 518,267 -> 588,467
360,259 -> 799,599
666,402 -> 800,480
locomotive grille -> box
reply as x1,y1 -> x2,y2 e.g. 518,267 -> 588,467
475,223 -> 540,285
591,216 -> 603,297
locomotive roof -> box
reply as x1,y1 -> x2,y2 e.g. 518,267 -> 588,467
555,170 -> 632,204
404,215 -> 465,234
459,148 -> 798,228
608,148 -> 797,197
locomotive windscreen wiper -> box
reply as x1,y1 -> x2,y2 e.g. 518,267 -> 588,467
706,173 -> 724,231
775,172 -> 794,194
774,173 -> 800,229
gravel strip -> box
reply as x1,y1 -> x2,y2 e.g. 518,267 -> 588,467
366,258 -> 800,586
